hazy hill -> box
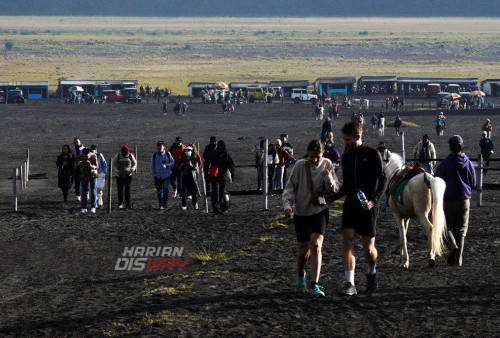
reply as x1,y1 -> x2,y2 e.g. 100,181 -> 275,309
2,0 -> 499,17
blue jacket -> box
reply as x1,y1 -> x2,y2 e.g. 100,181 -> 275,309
479,138 -> 494,156
151,151 -> 174,179
435,152 -> 476,201
96,153 -> 107,174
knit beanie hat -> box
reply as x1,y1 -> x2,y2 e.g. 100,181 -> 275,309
121,145 -> 130,156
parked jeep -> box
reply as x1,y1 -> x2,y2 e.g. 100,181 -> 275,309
102,89 -> 124,103
122,87 -> 141,103
247,86 -> 272,103
291,88 -> 317,104
7,89 -> 25,103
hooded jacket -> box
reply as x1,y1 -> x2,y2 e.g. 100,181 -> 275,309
435,152 -> 476,201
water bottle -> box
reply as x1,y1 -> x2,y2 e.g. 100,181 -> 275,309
357,189 -> 367,205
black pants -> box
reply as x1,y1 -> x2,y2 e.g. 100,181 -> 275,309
211,179 -> 226,213
60,186 -> 70,202
116,176 -> 132,206
73,175 -> 81,196
181,174 -> 198,207
170,167 -> 180,191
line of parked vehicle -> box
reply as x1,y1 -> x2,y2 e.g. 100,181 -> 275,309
0,89 -> 25,104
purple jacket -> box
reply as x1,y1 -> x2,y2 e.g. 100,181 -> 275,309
435,153 -> 476,201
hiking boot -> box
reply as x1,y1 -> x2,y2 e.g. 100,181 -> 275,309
296,274 -> 306,293
342,282 -> 357,296
447,247 -> 458,265
310,284 -> 325,297
366,273 -> 378,294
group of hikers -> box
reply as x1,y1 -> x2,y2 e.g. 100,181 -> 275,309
56,136 -> 235,215
55,113 -> 494,298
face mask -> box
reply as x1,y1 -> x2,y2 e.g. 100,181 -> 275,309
185,151 -> 192,157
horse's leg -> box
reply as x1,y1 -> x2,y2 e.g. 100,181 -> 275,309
397,217 -> 410,268
417,212 -> 436,268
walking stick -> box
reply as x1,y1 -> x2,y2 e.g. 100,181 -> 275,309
200,165 -> 209,213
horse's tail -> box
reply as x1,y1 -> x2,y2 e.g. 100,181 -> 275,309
428,174 -> 447,256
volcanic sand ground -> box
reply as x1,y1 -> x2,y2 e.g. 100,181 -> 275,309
1,98 -> 499,336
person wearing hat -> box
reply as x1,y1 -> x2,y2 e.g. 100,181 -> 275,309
168,137 -> 186,198
113,145 -> 137,209
90,144 -> 107,207
435,135 -> 476,266
178,145 -> 201,210
209,140 -> 235,214
482,119 -> 492,139
413,134 -> 437,174
479,130 -> 494,174
202,136 -> 217,193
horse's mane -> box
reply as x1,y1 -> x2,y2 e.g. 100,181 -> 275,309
385,152 -> 404,175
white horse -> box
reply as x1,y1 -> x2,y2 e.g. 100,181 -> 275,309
378,117 -> 385,136
384,153 -> 447,268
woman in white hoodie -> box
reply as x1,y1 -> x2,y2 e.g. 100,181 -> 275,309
283,140 -> 340,297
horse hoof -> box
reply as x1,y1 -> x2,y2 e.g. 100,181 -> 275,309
428,259 -> 436,268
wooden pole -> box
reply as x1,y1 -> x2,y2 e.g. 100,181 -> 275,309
134,145 -> 138,174
20,164 -> 25,189
26,148 -> 30,181
24,161 -> 28,187
198,142 -> 209,213
108,157 -> 113,214
13,168 -> 18,212
400,132 -> 405,164
263,139 -> 268,210
477,154 -> 483,207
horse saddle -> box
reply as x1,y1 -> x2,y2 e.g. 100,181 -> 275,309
388,166 -> 425,205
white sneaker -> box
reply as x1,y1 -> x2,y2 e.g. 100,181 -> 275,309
81,208 -> 87,213
188,195 -> 192,200
76,195 -> 81,201
173,189 -> 178,198
181,206 -> 187,210
90,208 -> 96,213
119,204 -> 124,209
194,203 -> 199,210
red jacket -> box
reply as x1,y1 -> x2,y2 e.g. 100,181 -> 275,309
277,148 -> 295,168
168,145 -> 186,168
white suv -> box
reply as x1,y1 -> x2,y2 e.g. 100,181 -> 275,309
291,88 -> 318,104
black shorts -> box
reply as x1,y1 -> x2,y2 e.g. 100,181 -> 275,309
342,200 -> 378,237
294,208 -> 329,243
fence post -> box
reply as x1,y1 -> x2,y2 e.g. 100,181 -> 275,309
26,148 -> 30,181
400,132 -> 405,164
263,139 -> 268,210
477,154 -> 483,207
24,161 -> 28,187
108,157 -> 113,214
134,145 -> 138,174
20,164 -> 25,189
13,168 -> 18,212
